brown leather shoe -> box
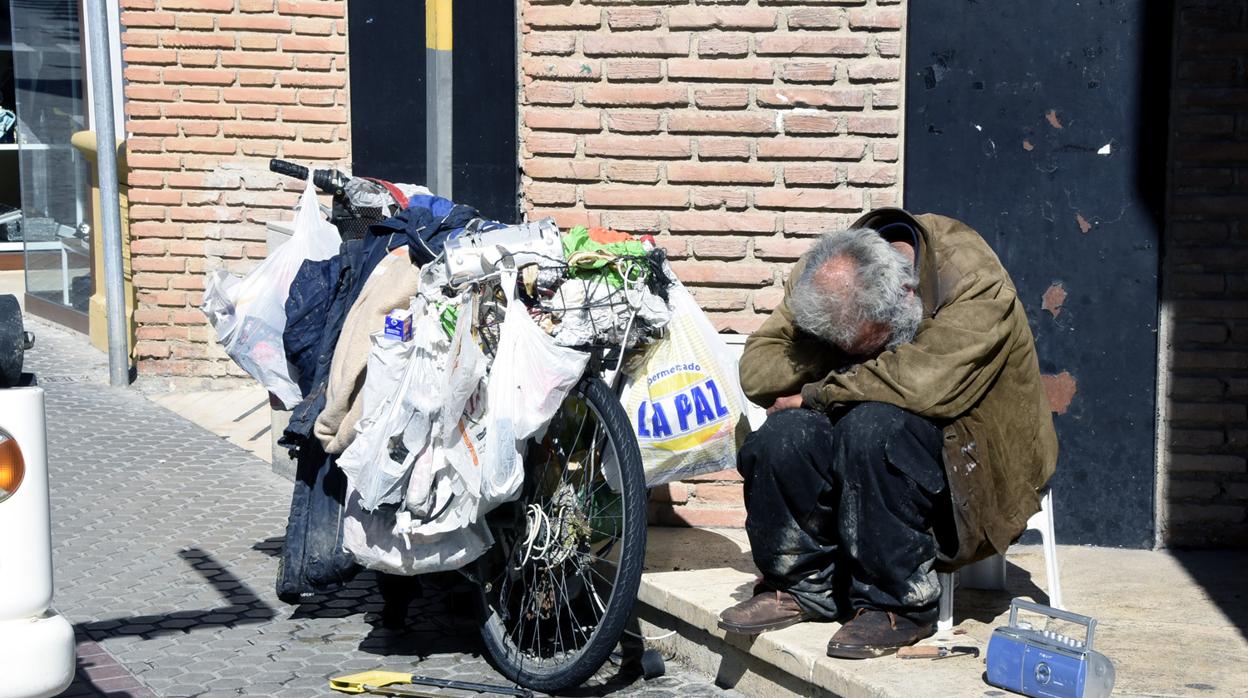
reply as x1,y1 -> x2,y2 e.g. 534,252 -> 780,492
826,608 -> 933,659
718,588 -> 814,634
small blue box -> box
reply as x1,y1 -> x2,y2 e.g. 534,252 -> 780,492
383,309 -> 413,341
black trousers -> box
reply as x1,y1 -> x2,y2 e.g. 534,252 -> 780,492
738,403 -> 956,624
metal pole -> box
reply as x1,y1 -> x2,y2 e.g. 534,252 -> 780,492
426,0 -> 453,198
85,0 -> 129,387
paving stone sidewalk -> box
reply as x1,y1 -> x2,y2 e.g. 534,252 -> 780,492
25,316 -> 738,698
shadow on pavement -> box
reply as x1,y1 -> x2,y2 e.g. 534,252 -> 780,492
1173,550 -> 1248,643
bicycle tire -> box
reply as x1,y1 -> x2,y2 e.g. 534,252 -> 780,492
476,373 -> 647,693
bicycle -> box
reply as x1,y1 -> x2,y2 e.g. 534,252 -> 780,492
268,160 -> 653,693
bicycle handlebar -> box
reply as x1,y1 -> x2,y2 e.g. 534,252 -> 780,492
269,158 -> 349,196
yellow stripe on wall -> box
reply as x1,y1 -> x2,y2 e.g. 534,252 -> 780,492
425,0 -> 453,51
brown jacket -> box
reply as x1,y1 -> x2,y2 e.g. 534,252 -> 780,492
740,209 -> 1057,569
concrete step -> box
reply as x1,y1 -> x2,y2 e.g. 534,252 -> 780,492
636,527 -> 1248,698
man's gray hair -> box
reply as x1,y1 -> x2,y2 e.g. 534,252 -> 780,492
790,228 -> 921,352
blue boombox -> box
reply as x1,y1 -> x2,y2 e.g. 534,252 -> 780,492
985,599 -> 1115,698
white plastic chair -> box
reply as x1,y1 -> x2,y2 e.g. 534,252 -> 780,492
936,488 -> 1061,632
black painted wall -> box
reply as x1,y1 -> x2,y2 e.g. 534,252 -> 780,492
904,2 -> 1172,547
346,0 -> 518,222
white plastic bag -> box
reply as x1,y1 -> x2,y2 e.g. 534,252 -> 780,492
342,483 -> 493,576
201,175 -> 340,407
619,283 -> 750,486
482,269 -> 590,505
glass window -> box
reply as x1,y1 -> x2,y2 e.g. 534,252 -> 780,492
8,0 -> 92,314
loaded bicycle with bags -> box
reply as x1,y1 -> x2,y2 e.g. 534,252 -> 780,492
200,160 -> 752,692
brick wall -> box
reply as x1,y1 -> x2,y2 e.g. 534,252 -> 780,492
120,0 -> 350,378
1160,1 -> 1248,547
517,0 -> 906,526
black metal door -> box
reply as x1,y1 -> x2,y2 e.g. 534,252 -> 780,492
904,3 -> 1172,547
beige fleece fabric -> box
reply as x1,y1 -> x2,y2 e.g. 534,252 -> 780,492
315,247 -> 423,454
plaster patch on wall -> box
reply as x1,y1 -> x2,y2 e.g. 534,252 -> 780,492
1076,213 -> 1092,233
1042,371 -> 1078,415
1045,109 -> 1063,129
1042,282 -> 1067,318
1022,139 -> 1034,151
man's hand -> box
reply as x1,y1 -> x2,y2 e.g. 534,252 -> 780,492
767,394 -> 804,415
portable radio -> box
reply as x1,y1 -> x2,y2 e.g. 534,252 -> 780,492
985,598 -> 1115,698
444,218 -> 563,284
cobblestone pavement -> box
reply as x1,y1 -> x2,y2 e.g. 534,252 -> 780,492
23,316 -> 739,698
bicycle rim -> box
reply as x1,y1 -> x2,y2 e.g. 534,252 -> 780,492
477,375 -> 647,693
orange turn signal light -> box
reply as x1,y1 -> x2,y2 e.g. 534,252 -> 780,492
0,428 -> 24,503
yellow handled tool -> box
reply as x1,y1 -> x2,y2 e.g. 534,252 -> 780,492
329,670 -> 534,698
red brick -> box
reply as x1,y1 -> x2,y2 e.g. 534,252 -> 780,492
124,66 -> 162,83
127,153 -> 183,170
753,136 -> 863,159
163,138 -> 238,154
668,111 -> 779,135
846,115 -> 899,135
121,11 -> 175,28
650,483 -> 690,504
166,171 -> 242,189
848,61 -> 900,82
874,141 -> 900,162
528,208 -> 601,230
180,122 -> 221,136
525,158 -> 602,181
582,84 -> 688,107
697,34 -> 749,58
605,162 -> 660,183
697,138 -> 752,160
281,106 -> 347,123
607,8 -> 662,30
667,58 -> 773,82
583,34 -> 689,57
607,111 -> 661,133
779,61 -> 838,83
175,15 -> 217,30
292,16 -> 334,34
163,68 -> 237,85
162,0 -> 234,10
123,30 -> 161,47
694,87 -> 751,109
221,51 -> 294,68
162,32 -> 236,49
525,5 -> 601,29
222,86 -> 298,104
667,162 -> 775,185
177,51 -> 221,68
525,132 -> 579,156
279,72 -> 346,87
691,287 -> 749,311
584,135 -> 691,159
522,57 -> 602,81
668,6 -> 777,30
668,211 -> 775,233
690,188 -> 749,210
295,54 -> 337,70
281,35 -> 347,53
753,286 -> 787,312
601,210 -> 662,232
240,0 -> 274,10
527,183 -> 578,206
277,0 -> 343,17
649,504 -> 746,528
756,188 -> 861,211
239,34 -> 279,50
164,103 -> 237,119
877,35 -> 902,57
692,483 -> 745,504
604,59 -> 664,82
683,468 -> 743,483
127,102 -> 163,119
525,108 -> 601,132
127,171 -> 166,188
223,122 -> 297,139
670,261 -> 774,286
847,163 -> 897,186
524,35 -> 577,56
757,87 -> 866,110
123,48 -> 177,64
785,7 -> 841,29
847,8 -> 904,30
237,71 -> 275,86
784,164 -> 841,186
712,314 -> 766,335
692,236 -> 749,260
653,236 -> 689,259
783,113 -> 840,134
131,256 -> 187,273
239,104 -> 279,119
583,185 -> 687,209
526,83 -> 577,105
299,124 -> 338,141
756,35 -> 869,56
129,188 -> 182,205
755,237 -> 812,260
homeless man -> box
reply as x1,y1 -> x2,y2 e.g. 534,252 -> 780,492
718,208 -> 1057,659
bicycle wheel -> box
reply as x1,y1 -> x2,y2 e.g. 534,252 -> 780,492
476,373 -> 647,693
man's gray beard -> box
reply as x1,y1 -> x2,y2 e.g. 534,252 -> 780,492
886,293 -> 924,350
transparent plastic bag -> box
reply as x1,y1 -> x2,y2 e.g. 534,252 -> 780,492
201,175 -> 339,407
481,269 -> 590,505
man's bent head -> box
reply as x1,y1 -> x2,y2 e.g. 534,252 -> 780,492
790,228 -> 922,357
